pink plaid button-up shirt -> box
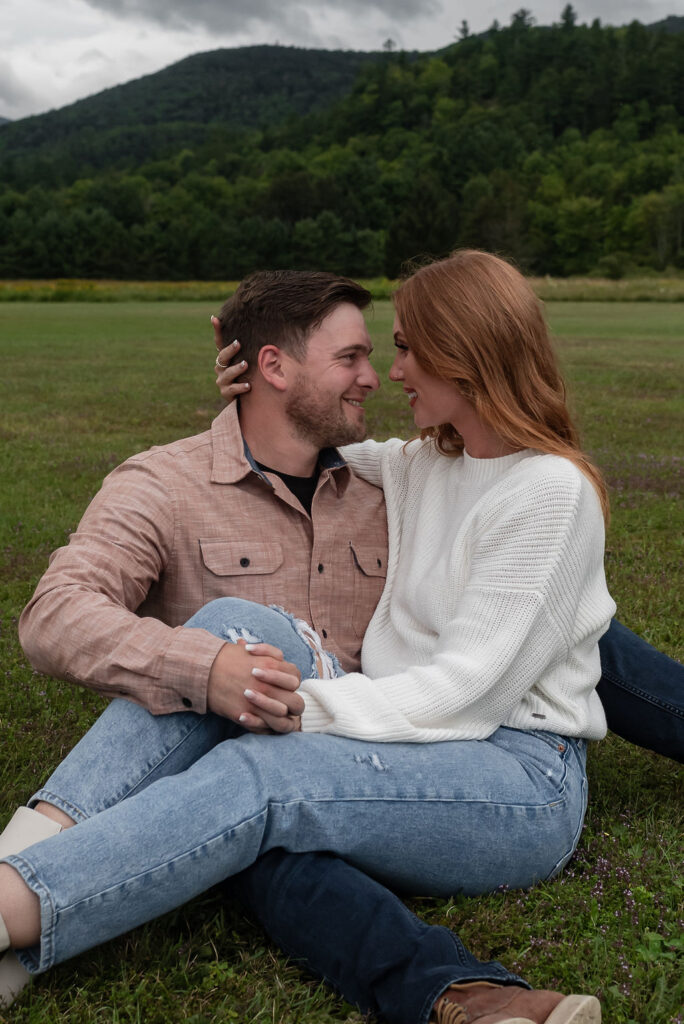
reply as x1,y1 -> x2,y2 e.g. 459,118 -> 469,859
19,405 -> 388,714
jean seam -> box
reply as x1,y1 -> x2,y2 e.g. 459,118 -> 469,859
27,791 -> 89,824
122,717 -> 219,801
32,712 -> 223,820
52,808 -> 269,918
545,767 -> 587,881
600,667 -> 684,717
265,797 -> 570,812
2,854 -> 56,973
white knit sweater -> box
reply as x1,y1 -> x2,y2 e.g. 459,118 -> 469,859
299,438 -> 615,743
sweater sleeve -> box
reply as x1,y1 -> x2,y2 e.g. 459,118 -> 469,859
300,464 -> 614,742
340,438 -> 405,487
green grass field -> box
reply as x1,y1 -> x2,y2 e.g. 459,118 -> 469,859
0,301 -> 682,1023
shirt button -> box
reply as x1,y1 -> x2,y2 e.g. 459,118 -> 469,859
318,563 -> 324,573
182,697 -> 193,708
321,629 -> 328,639
240,557 -> 250,567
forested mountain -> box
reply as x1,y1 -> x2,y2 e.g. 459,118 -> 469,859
647,15 -> 684,33
0,47 -> 385,185
1,13 -> 683,278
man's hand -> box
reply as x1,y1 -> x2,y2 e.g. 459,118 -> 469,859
207,640 -> 303,734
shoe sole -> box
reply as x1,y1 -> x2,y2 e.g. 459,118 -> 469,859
545,994 -> 601,1024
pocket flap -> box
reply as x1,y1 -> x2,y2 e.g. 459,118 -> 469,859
199,539 -> 284,576
350,543 -> 387,578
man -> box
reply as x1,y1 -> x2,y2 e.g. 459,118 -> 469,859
1,271 -> 681,1023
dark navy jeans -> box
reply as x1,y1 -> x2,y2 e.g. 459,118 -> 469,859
229,850 -> 527,1024
598,619 -> 683,763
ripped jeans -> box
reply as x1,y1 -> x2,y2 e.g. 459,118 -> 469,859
8,598 -> 587,991
186,598 -> 343,681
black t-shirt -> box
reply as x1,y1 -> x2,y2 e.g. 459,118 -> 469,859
256,462 -> 320,516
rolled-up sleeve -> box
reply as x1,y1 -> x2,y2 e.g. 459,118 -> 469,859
19,457 -> 223,714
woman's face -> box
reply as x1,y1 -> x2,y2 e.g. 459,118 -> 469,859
389,314 -> 473,431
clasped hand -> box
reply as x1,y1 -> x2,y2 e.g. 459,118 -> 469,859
208,639 -> 303,734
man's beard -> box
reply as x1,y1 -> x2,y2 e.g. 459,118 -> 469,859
285,374 -> 368,450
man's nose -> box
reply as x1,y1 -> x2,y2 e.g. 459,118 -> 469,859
358,360 -> 380,392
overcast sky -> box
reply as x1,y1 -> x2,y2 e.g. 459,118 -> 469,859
1,0 -> 680,121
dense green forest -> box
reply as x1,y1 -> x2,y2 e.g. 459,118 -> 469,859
1,9 -> 683,279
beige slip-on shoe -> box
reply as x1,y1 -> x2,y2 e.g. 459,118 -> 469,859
0,807 -> 62,1007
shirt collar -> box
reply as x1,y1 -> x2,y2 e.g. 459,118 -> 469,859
210,403 -> 351,492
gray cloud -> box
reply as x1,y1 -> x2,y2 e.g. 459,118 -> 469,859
572,0 -> 658,24
76,48 -> 113,66
82,0 -> 441,36
0,63 -> 38,119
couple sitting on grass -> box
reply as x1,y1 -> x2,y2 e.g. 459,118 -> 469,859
1,251 -> 682,1024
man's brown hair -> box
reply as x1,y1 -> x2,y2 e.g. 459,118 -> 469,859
217,270 -> 372,378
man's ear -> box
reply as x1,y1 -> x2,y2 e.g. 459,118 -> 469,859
258,345 -> 290,392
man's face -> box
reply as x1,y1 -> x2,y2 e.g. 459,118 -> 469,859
284,303 -> 380,449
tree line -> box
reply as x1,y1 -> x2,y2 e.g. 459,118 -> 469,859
1,11 -> 682,279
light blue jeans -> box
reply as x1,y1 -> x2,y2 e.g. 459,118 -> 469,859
5,598 -> 588,977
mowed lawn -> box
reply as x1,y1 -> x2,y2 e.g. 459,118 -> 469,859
0,301 -> 682,1024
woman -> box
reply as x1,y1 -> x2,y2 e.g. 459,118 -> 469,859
0,251 -> 613,1022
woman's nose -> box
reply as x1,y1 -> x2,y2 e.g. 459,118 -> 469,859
389,355 -> 403,381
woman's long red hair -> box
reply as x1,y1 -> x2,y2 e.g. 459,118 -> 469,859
394,250 -> 609,522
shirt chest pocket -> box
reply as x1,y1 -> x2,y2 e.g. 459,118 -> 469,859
350,543 -> 387,637
199,539 -> 284,606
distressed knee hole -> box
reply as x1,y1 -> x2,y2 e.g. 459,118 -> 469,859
222,626 -> 263,645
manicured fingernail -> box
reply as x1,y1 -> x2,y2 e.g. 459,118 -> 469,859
243,382 -> 250,389
239,714 -> 248,723
245,643 -> 258,651
244,688 -> 256,697
251,668 -> 265,678
240,360 -> 247,367
232,339 -> 239,346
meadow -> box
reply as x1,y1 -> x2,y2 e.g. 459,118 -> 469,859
1,275 -> 684,304
0,300 -> 682,1023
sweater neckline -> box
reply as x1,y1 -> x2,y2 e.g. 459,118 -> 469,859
460,447 -> 536,483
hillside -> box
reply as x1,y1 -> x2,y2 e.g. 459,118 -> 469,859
647,14 -> 684,33
1,18 -> 683,279
0,46 -> 384,184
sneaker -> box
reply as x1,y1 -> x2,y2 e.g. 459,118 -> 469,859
432,982 -> 601,1024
